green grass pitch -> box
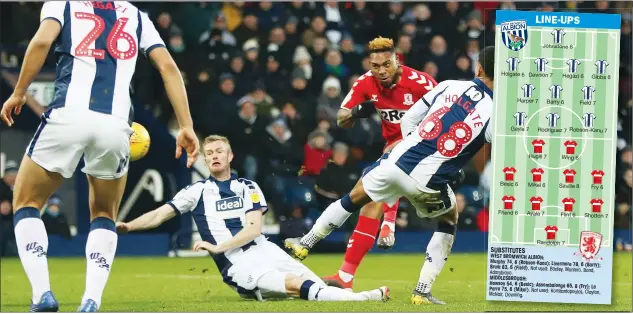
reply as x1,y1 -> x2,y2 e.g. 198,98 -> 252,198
1,253 -> 631,312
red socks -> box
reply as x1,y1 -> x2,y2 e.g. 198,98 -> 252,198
340,216 -> 380,276
382,200 -> 399,225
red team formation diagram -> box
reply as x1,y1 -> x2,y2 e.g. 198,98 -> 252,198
501,165 -> 605,240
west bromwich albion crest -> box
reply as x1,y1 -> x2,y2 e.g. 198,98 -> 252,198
501,20 -> 528,51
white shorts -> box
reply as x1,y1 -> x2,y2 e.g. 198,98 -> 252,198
226,241 -> 325,300
26,107 -> 134,179
361,159 -> 456,219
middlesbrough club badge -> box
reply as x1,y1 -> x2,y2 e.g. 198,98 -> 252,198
577,231 -> 603,260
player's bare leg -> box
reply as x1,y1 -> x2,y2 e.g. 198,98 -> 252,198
323,201 -> 382,290
274,273 -> 389,301
12,157 -> 63,312
377,139 -> 401,250
78,175 -> 127,312
411,207 -> 458,305
284,179 -> 371,260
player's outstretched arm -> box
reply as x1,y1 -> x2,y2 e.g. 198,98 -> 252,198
400,98 -> 431,138
194,209 -> 264,254
338,75 -> 370,128
147,47 -> 200,167
1,20 -> 60,126
116,204 -> 176,233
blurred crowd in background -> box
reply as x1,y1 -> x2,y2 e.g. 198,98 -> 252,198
0,1 -> 631,255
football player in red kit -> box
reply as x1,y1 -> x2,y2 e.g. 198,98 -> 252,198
318,37 -> 437,289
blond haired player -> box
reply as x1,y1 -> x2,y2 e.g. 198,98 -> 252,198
117,136 -> 390,303
0,2 -> 199,311
286,37 -> 437,289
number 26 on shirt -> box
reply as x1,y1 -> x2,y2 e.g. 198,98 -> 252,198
74,12 -> 137,60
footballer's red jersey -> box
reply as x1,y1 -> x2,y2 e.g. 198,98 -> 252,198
341,66 -> 436,146
545,225 -> 558,240
502,195 -> 516,209
562,197 -> 575,212
503,167 -> 516,181
591,170 -> 605,184
590,198 -> 604,212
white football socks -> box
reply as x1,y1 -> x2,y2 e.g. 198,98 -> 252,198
301,200 -> 352,248
307,283 -> 381,301
81,218 -> 118,309
14,208 -> 51,304
416,232 -> 455,294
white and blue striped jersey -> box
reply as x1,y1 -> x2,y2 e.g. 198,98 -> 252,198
549,85 -> 563,99
566,59 -> 581,73
551,29 -> 566,44
534,58 -> 548,72
546,113 -> 560,127
583,113 -> 596,128
522,84 -> 535,98
514,112 -> 527,126
40,1 -> 165,123
507,57 -> 520,71
595,60 -> 609,74
168,175 -> 268,287
388,79 -> 493,188
581,86 -> 596,100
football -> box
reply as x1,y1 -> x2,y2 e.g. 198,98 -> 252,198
130,122 -> 150,161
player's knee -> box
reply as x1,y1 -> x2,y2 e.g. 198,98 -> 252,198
89,202 -> 117,219
12,182 -> 49,211
343,182 -> 371,212
12,190 -> 48,213
88,192 -> 119,218
284,274 -> 306,297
